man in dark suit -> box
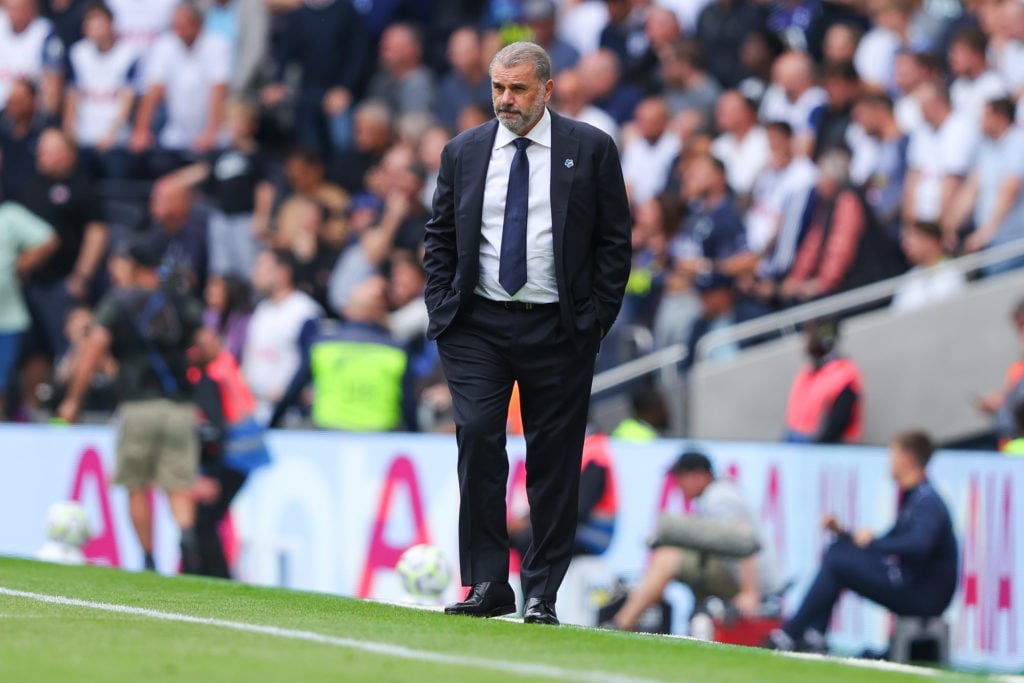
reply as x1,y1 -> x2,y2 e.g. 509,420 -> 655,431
423,42 -> 631,626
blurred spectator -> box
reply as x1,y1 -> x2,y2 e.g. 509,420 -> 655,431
854,0 -> 913,93
711,90 -> 769,200
854,92 -> 909,241
620,97 -> 679,206
145,176 -> 209,295
600,0 -> 656,91
948,25 -> 1008,125
745,120 -> 817,268
578,47 -> 643,124
20,128 -> 107,386
270,275 -> 415,431
783,318 -> 863,444
658,39 -> 721,120
107,0 -> 175,58
695,0 -> 765,91
365,23 -> 436,120
202,273 -> 252,363
261,0 -> 367,152
174,100 -> 273,279
277,144 -> 348,232
683,272 -> 762,369
552,67 -> 618,144
0,78 -> 45,200
418,124 -> 447,208
902,80 -> 977,233
782,147 -> 900,303
242,248 -> 322,423
387,249 -> 427,346
0,0 -> 65,116
1000,402 -> 1024,456
434,26 -> 490,132
48,303 -> 118,414
945,98 -> 1024,273
736,29 -> 785,106
822,21 -> 860,64
274,195 -> 341,310
624,194 -> 673,332
0,201 -> 57,419
759,50 -> 827,156
812,59 -> 863,162
63,1 -> 137,179
987,0 -> 1024,99
40,0 -> 86,49
327,148 -> 423,315
669,154 -> 750,279
611,385 -> 668,441
130,3 -> 230,174
521,0 -> 578,74
188,324 -> 269,578
891,221 -> 966,313
199,0 -> 268,96
892,49 -> 939,134
332,99 -> 394,193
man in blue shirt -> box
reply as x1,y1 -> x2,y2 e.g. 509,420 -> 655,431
766,430 -> 958,652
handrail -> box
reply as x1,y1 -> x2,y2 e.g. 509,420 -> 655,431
695,238 -> 1024,361
591,344 -> 687,394
588,239 -> 1024,396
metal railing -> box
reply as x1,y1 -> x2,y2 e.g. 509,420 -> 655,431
590,238 -> 1024,395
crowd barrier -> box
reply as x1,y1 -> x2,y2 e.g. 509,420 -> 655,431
0,424 -> 1019,672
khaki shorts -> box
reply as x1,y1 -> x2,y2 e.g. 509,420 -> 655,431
675,548 -> 740,603
114,399 -> 198,491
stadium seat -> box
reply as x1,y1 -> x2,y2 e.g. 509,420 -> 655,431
889,615 -> 950,665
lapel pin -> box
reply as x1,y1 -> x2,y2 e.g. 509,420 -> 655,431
564,159 -> 574,168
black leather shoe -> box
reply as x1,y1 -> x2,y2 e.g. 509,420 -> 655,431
444,582 -> 516,617
523,597 -> 559,625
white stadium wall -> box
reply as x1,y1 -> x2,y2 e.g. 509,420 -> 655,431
0,424 -> 1019,672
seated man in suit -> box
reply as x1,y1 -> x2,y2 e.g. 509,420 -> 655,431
765,431 -> 958,653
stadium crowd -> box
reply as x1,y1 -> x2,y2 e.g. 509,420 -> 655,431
2,0 -> 1024,433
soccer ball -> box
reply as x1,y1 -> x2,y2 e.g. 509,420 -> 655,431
395,544 -> 452,599
45,500 -> 91,548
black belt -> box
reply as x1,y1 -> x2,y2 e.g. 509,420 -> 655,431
475,295 -> 558,311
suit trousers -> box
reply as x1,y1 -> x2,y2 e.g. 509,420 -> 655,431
437,296 -> 599,602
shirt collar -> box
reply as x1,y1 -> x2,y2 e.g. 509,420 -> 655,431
494,107 -> 552,150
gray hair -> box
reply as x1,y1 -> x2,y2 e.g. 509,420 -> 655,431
489,41 -> 552,83
817,148 -> 851,184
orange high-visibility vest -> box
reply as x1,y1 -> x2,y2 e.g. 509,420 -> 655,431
784,358 -> 863,443
581,433 -> 618,517
206,350 -> 257,426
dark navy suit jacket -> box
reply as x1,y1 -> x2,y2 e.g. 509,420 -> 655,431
422,110 -> 632,344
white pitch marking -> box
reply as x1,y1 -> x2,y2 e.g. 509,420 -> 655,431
0,587 -> 656,683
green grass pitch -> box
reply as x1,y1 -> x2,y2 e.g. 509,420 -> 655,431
0,557 -> 1003,683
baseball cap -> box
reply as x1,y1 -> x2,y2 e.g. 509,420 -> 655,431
126,236 -> 165,269
668,450 -> 714,476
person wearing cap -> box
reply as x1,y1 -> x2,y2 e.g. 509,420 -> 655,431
783,317 -> 864,444
682,270 -> 763,370
58,236 -> 205,573
605,449 -> 783,631
766,431 -> 957,653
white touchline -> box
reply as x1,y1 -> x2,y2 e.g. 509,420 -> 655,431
0,586 -> 992,682
0,586 -> 655,683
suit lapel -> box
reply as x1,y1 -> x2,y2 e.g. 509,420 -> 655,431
550,111 -> 578,297
460,120 -> 498,261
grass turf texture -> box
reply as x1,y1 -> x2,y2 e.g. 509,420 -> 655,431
0,557 -> 990,683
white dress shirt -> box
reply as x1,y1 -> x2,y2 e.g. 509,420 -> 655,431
476,108 -> 558,303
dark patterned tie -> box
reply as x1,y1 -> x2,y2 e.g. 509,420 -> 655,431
499,137 -> 532,296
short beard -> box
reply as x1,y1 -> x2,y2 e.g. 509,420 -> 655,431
495,97 -> 546,135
